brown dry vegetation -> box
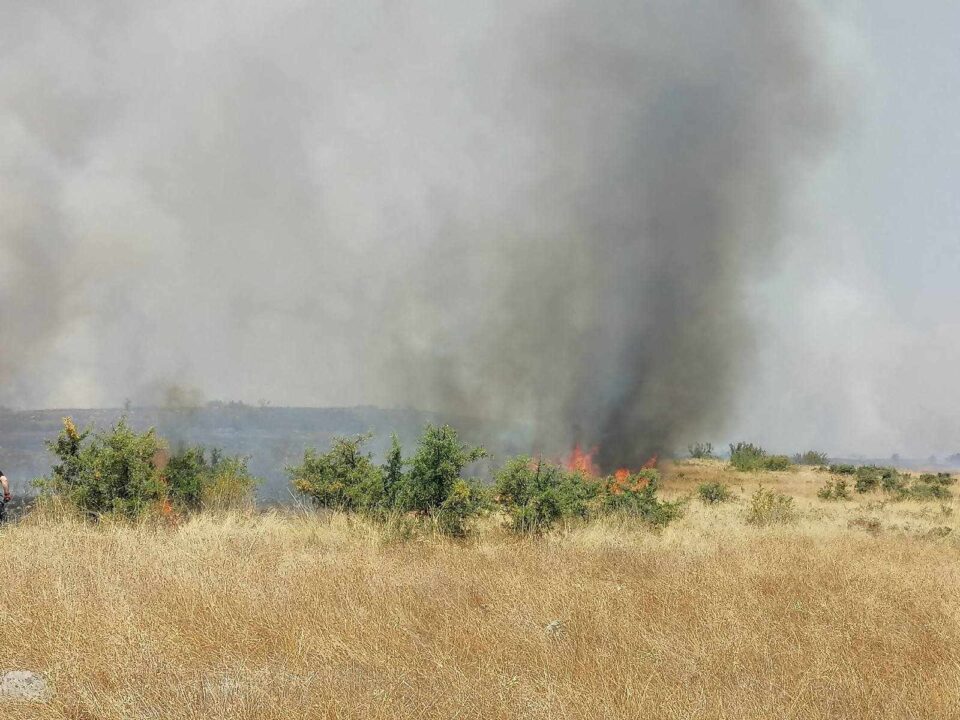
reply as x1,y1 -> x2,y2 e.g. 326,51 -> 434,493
1,461 -> 958,719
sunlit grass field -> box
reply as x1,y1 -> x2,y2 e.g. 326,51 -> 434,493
1,460 -> 958,719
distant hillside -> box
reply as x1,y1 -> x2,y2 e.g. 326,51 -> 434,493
0,405 -> 530,500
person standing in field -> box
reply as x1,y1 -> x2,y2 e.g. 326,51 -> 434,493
0,470 -> 10,523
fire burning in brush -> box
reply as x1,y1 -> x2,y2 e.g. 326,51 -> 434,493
563,444 -> 658,480
565,444 -> 599,476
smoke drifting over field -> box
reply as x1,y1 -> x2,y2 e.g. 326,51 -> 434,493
1,1 -> 841,465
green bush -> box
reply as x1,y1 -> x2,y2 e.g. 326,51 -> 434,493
494,456 -> 605,534
746,486 -> 797,526
381,434 -> 405,510
289,434 -> 385,511
399,424 -> 485,511
880,468 -> 906,495
688,442 -> 714,459
198,455 -> 259,511
35,417 -> 166,519
830,464 -> 857,476
764,455 -> 792,471
494,457 -> 564,534
817,478 -> 850,501
906,473 -> 956,500
729,442 -> 766,471
434,479 -> 488,537
697,482 -> 731,504
729,443 -> 792,472
793,450 -> 828,466
600,469 -> 681,527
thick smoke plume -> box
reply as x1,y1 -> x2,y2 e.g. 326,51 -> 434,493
0,1 -> 838,467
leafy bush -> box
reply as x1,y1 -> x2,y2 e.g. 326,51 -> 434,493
434,479 -> 488,537
793,450 -> 828,466
697,482 -> 731,504
600,469 -> 681,527
746,486 -> 797,526
399,424 -> 486,514
35,417 -> 166,519
493,455 -> 603,534
688,442 -> 714,459
880,468 -> 907,494
289,434 -> 385,511
830,464 -> 856,476
198,455 -> 259,511
764,455 -> 792,471
495,457 -> 565,534
729,442 -> 766,471
907,473 -> 956,500
381,434 -> 405,510
817,478 -> 849,501
729,443 -> 792,472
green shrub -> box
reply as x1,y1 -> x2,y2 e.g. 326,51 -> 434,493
730,442 -> 767,471
830,464 -> 856,476
600,469 -> 681,527
880,468 -> 906,495
494,456 -> 565,534
492,454 -> 607,535
381,434 -> 405,510
793,450 -> 828,466
397,424 -> 487,535
906,473 -> 956,500
164,446 -> 210,509
729,443 -> 792,472
853,466 -> 880,493
289,434 -> 385,511
434,479 -> 488,537
35,417 -> 166,519
697,482 -> 731,504
688,442 -> 714,459
764,455 -> 792,471
746,486 -> 797,526
817,478 -> 849,501
198,455 -> 259,511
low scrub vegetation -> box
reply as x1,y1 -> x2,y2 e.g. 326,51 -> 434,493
291,426 -> 681,536
697,481 -> 732,504
827,464 -> 957,501
793,450 -> 829,465
817,477 -> 850,501
746,486 -> 797,525
729,442 -> 792,472
687,442 -> 714,459
34,417 -> 259,518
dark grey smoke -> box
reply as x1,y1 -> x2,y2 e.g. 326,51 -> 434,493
0,1 -> 839,468
384,2 -> 839,467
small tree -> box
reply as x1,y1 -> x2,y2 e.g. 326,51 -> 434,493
697,482 -> 731,504
289,434 -> 384,511
601,469 -> 680,526
494,456 -> 567,534
730,442 -> 793,472
793,450 -> 828,466
688,442 -> 714,459
396,425 -> 486,535
37,417 -> 166,518
166,446 -> 258,511
165,446 -> 211,509
381,434 -> 405,510
399,425 -> 486,514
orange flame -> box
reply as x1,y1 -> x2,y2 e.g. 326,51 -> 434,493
565,444 -> 599,477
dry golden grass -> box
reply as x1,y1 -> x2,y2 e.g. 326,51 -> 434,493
1,462 -> 959,719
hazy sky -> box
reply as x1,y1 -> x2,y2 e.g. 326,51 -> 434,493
729,0 -> 960,457
1,1 -> 957,458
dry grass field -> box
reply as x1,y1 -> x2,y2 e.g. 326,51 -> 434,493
1,461 -> 958,719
